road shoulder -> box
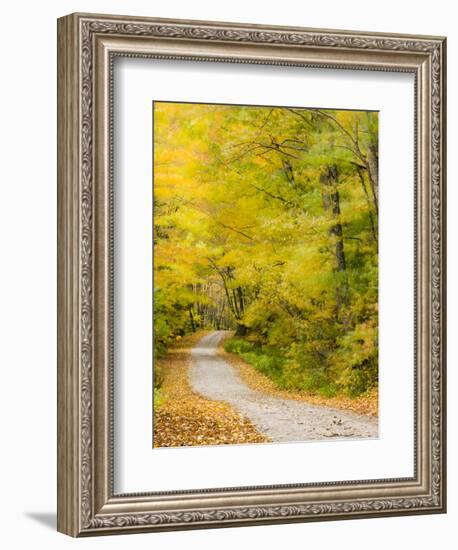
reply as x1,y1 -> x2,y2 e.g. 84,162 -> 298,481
218,335 -> 378,418
153,331 -> 269,447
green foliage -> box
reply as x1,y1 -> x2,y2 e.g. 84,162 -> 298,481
154,388 -> 165,409
154,102 -> 379,396
224,338 -> 286,387
153,363 -> 166,410
224,338 -> 254,355
154,363 -> 164,389
153,364 -> 166,409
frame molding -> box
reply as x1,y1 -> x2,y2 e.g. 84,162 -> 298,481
57,12 -> 446,536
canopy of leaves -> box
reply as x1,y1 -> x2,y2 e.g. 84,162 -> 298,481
154,101 -> 379,396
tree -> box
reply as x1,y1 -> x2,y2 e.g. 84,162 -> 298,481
153,101 -> 379,396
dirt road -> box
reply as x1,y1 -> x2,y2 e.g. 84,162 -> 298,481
189,331 -> 378,442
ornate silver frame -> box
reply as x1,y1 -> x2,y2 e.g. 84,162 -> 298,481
57,12 -> 446,536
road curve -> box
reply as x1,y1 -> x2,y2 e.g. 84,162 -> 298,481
189,331 -> 378,442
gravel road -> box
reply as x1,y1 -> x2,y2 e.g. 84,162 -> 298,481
189,331 -> 378,442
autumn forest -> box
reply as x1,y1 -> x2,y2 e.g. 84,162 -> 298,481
153,102 -> 379,446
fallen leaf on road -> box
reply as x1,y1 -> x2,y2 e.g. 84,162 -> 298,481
153,333 -> 269,448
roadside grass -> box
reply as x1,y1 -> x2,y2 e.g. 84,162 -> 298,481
224,338 -> 287,387
223,337 -> 378,417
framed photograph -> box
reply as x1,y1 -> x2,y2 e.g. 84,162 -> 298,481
57,12 -> 446,536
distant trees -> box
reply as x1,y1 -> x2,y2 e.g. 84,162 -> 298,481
153,102 -> 378,396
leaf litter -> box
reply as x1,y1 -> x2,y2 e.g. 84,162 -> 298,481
153,332 -> 269,448
218,336 -> 378,418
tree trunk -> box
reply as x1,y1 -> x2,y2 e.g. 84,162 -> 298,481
320,165 -> 346,273
320,165 -> 349,315
235,323 -> 247,336
207,258 -> 247,332
366,144 -> 379,216
356,166 -> 378,243
236,287 -> 245,316
188,306 -> 196,333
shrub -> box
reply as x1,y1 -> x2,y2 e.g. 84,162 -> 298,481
225,334 -> 376,398
154,387 -> 165,409
224,338 -> 254,355
225,338 -> 286,387
154,364 -> 164,389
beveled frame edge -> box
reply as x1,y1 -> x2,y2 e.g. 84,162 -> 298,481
57,12 -> 446,537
